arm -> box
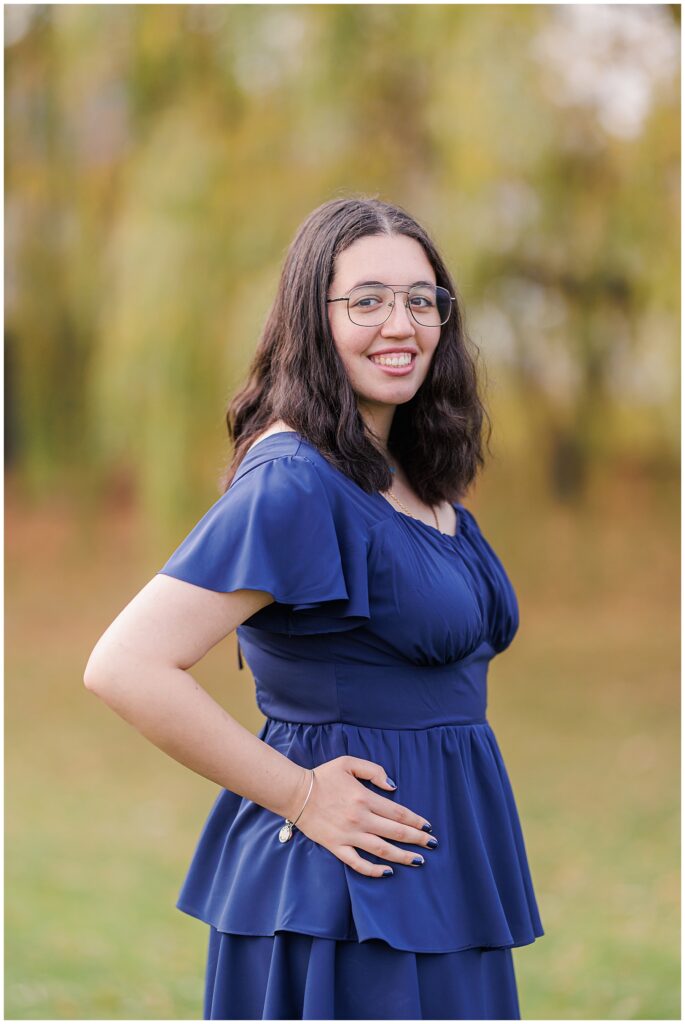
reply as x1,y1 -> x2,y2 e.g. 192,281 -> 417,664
83,574 -> 311,820
84,520 -> 434,878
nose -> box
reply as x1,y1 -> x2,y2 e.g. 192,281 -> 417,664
380,295 -> 416,338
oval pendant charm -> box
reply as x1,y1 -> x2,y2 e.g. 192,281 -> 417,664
278,822 -> 293,843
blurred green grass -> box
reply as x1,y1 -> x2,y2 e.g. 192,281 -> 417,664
5,468 -> 679,1019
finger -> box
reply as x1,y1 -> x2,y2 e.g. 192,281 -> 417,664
351,832 -> 426,868
344,757 -> 397,791
365,792 -> 432,834
335,845 -> 394,878
363,811 -> 436,850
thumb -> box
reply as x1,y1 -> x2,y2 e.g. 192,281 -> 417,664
346,757 -> 397,790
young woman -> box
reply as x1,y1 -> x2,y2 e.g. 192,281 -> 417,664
84,195 -> 544,1020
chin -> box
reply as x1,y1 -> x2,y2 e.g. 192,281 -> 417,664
357,386 -> 419,406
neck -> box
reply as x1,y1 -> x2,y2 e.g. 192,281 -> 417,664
358,401 -> 395,457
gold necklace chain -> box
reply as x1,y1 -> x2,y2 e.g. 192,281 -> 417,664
383,458 -> 442,532
385,488 -> 441,532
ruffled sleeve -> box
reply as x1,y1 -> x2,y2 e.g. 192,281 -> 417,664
157,454 -> 371,635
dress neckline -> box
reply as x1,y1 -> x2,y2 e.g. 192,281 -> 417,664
240,430 -> 463,541
376,494 -> 461,540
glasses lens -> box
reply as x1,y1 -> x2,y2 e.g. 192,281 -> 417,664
347,285 -> 394,326
408,285 -> 452,326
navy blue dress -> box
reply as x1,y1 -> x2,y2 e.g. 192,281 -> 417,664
158,431 -> 544,1020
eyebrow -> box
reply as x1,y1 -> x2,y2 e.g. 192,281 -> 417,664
349,279 -> 435,288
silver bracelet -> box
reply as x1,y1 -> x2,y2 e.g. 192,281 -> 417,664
278,768 -> 315,843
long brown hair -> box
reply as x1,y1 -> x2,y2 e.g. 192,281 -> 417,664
222,194 -> 491,505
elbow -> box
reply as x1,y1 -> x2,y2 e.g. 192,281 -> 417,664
83,645 -> 162,702
83,665 -> 101,693
83,660 -> 106,694
83,648 -> 117,695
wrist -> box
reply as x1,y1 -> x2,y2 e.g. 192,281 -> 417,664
276,762 -> 311,821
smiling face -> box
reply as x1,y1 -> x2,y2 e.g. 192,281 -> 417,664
326,233 -> 443,433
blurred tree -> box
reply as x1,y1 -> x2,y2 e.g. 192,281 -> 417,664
4,4 -> 679,519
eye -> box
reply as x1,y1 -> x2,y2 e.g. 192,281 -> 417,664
351,291 -> 386,309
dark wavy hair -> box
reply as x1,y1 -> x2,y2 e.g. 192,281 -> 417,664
222,194 -> 491,505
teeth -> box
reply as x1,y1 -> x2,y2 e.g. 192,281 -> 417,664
370,353 -> 413,367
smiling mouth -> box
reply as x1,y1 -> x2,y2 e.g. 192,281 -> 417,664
368,352 -> 416,367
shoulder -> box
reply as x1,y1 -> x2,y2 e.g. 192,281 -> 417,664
231,431 -> 378,537
243,420 -> 298,456
234,432 -> 337,493
228,443 -> 340,531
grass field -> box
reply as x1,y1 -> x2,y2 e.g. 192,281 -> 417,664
5,469 -> 680,1019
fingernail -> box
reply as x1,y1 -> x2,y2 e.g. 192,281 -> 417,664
382,867 -> 394,876
412,855 -> 425,865
385,777 -> 397,788
421,822 -> 433,832
426,837 -> 438,849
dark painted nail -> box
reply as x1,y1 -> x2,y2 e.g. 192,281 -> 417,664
386,777 -> 397,788
412,855 -> 425,865
426,837 -> 438,848
421,823 -> 433,832
382,867 -> 394,876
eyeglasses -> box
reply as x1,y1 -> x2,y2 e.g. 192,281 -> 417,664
327,283 -> 455,328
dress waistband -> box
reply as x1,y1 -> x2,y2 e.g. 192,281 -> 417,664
248,642 -> 494,730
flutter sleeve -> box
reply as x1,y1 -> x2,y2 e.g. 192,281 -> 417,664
157,454 -> 371,635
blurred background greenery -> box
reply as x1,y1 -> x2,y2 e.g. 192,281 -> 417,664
5,3 -> 680,1020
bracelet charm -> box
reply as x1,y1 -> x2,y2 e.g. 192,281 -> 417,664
278,821 -> 294,843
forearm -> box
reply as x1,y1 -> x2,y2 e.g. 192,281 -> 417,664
84,660 -> 310,820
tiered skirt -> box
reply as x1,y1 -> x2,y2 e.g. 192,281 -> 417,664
203,926 -> 521,1020
177,716 -> 543,1020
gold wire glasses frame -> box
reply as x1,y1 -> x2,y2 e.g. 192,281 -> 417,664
327,283 -> 456,327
